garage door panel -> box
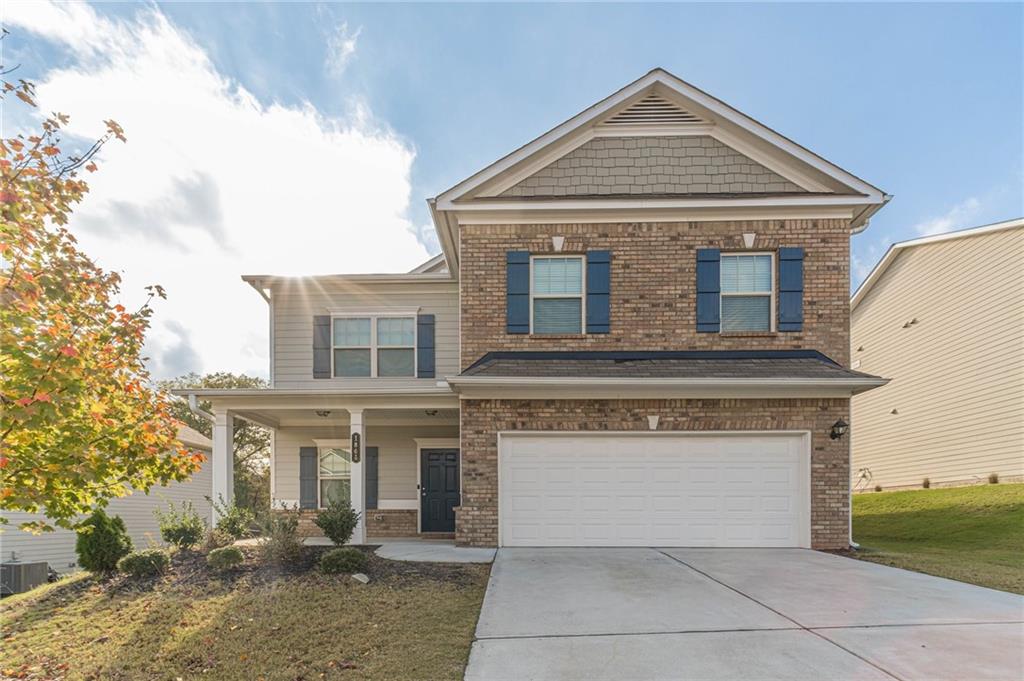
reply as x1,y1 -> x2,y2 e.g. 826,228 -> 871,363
500,434 -> 809,548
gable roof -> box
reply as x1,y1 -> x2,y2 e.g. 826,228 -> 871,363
851,217 -> 1024,310
429,68 -> 890,273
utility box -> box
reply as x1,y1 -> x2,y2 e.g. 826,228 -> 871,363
1,561 -> 49,596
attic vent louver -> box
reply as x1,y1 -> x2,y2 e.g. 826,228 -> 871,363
603,93 -> 705,126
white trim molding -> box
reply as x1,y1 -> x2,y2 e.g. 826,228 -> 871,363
414,438 -> 461,534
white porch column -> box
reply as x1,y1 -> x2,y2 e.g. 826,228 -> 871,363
349,409 -> 366,544
211,408 -> 235,525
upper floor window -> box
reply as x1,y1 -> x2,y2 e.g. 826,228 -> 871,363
531,256 -> 584,334
720,253 -> 774,332
333,316 -> 415,377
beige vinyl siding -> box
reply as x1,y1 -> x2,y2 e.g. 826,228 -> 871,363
273,425 -> 459,507
851,226 -> 1024,489
1,449 -> 213,574
270,279 -> 458,389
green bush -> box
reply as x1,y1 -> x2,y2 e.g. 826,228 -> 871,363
118,549 -> 170,578
200,528 -> 235,553
154,500 -> 206,549
75,509 -> 133,573
211,496 -> 256,539
313,501 -> 360,546
207,546 -> 245,571
319,547 -> 368,575
256,508 -> 304,565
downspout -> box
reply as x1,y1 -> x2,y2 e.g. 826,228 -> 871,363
188,394 -> 215,423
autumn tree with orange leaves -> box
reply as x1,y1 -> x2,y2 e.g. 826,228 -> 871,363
0,76 -> 202,532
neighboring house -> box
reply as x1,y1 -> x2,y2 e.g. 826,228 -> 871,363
177,68 -> 889,550
1,426 -> 213,574
850,218 -> 1024,491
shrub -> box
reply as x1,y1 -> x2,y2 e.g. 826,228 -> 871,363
988,473 -> 999,484
313,501 -> 360,546
118,549 -> 170,578
75,509 -> 133,573
211,496 -> 256,539
874,485 -> 883,493
922,478 -> 931,489
320,547 -> 368,575
256,509 -> 304,565
207,546 -> 245,571
155,500 -> 206,549
201,528 -> 235,553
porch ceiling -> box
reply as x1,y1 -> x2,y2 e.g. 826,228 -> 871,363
233,407 -> 459,428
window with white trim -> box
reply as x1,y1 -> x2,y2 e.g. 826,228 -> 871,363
318,447 -> 351,508
720,253 -> 774,332
332,315 -> 416,377
531,256 -> 585,334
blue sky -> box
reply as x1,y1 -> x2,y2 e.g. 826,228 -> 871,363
6,2 -> 1022,377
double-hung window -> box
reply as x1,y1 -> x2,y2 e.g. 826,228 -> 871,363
332,315 -> 416,377
720,253 -> 774,332
531,256 -> 584,334
319,447 -> 351,508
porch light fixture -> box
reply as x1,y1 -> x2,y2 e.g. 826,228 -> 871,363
829,419 -> 849,440
424,409 -> 439,416
315,410 -> 331,418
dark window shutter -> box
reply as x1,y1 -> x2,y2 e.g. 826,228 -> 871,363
299,447 -> 318,509
696,248 -> 721,333
586,250 -> 611,334
506,251 -> 530,334
416,314 -> 435,378
312,316 -> 331,378
365,446 -> 379,510
778,247 -> 804,332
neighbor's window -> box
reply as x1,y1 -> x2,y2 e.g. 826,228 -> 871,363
332,316 -> 415,377
720,254 -> 774,332
531,256 -> 584,334
319,447 -> 351,508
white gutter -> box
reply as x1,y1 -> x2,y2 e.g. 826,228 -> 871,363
188,394 -> 215,423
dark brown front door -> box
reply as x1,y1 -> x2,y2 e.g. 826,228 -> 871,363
420,449 -> 459,532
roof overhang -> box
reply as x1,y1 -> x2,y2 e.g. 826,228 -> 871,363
447,375 -> 888,400
171,387 -> 459,414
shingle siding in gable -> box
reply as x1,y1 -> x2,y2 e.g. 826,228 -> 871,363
499,136 -> 806,197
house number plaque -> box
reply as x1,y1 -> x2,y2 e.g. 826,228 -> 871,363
351,432 -> 361,463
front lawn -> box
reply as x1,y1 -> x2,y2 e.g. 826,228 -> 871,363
852,483 -> 1024,594
0,547 -> 489,680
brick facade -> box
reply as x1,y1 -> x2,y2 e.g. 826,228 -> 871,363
458,398 -> 851,550
283,509 -> 418,539
459,219 -> 851,370
456,218 -> 855,550
499,136 -> 805,197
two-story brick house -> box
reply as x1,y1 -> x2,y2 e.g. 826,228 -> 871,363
178,69 -> 889,550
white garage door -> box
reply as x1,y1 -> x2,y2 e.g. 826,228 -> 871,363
500,433 -> 810,548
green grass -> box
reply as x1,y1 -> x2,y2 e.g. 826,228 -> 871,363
1,550 -> 489,680
852,483 -> 1024,594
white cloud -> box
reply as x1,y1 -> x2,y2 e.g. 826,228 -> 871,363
913,197 -> 982,236
7,2 -> 430,379
326,21 -> 361,76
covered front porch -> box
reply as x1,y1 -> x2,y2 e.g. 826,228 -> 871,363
177,388 -> 460,544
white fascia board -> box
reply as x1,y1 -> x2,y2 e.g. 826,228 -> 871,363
445,194 -> 876,214
428,198 -> 460,277
454,205 -> 855,226
408,253 -> 447,274
447,375 -> 888,400
240,272 -> 455,286
851,217 -> 1023,309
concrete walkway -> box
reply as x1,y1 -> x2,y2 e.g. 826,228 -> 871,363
466,548 -> 1024,680
372,539 -> 495,564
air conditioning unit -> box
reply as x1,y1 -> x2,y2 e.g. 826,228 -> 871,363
1,561 -> 49,596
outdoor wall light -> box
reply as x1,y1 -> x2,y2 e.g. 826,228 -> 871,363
315,410 -> 331,418
829,419 -> 849,440
424,409 -> 439,416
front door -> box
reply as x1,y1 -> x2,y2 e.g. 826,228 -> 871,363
420,449 -> 460,532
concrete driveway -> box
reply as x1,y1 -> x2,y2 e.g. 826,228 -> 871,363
465,548 -> 1024,681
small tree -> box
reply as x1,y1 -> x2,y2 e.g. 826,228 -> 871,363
75,509 -> 132,573
1,76 -> 201,532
